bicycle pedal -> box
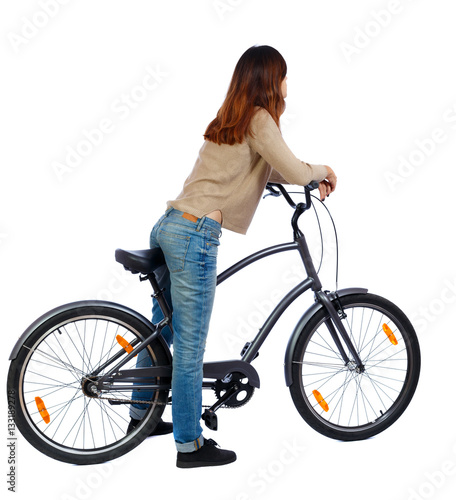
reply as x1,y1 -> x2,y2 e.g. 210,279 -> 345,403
202,409 -> 218,431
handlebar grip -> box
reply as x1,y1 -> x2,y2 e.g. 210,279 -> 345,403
305,181 -> 319,191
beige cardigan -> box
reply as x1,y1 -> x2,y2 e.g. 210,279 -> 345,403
168,107 -> 327,234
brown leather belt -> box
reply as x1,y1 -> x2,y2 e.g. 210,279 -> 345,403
182,212 -> 198,223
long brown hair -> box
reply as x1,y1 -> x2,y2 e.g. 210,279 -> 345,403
204,45 -> 287,145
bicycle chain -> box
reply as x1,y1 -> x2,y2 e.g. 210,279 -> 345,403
95,394 -> 222,409
94,391 -> 253,409
90,374 -> 253,409
96,394 -> 168,405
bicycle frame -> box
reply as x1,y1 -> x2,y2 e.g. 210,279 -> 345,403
95,184 -> 367,395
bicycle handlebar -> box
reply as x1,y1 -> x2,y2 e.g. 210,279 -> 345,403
305,180 -> 320,191
265,181 -> 319,209
265,181 -> 320,239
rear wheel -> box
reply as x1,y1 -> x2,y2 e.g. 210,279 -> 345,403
289,293 -> 420,440
7,304 -> 171,464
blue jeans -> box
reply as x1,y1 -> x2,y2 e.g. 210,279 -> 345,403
130,207 -> 221,452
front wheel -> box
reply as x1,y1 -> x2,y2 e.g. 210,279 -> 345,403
289,293 -> 420,441
7,303 -> 171,464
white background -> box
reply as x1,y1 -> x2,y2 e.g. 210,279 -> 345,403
1,1 -> 456,499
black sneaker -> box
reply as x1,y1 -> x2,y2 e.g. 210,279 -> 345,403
176,439 -> 236,468
127,417 -> 173,436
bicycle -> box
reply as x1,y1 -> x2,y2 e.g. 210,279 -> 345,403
7,182 -> 421,465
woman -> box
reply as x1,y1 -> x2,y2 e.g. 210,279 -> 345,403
130,45 -> 337,468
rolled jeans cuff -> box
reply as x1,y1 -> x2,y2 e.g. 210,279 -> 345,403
175,434 -> 204,453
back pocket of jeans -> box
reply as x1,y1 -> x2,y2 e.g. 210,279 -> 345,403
157,230 -> 190,273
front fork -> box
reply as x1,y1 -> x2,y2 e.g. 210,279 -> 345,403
316,291 -> 365,372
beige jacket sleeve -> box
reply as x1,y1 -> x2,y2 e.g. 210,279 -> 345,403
247,108 -> 327,186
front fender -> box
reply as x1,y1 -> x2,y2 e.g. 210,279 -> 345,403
283,288 -> 367,386
9,300 -> 171,362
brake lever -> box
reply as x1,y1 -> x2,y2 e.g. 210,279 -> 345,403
263,184 -> 281,199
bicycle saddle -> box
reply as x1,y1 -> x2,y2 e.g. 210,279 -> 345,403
115,248 -> 166,275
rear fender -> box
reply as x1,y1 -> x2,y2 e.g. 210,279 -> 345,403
9,300 -> 171,363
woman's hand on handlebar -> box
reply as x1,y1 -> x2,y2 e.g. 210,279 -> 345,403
319,166 -> 337,201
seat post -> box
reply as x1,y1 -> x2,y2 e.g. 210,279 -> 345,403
147,273 -> 172,322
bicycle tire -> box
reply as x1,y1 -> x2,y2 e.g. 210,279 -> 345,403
289,293 -> 420,441
7,303 -> 171,464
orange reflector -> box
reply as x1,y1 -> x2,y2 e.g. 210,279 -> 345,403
383,323 -> 398,345
312,390 -> 329,412
35,397 -> 50,424
116,335 -> 134,354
